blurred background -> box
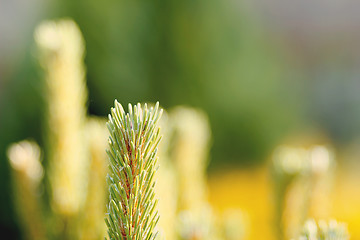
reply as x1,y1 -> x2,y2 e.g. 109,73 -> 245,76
1,0 -> 360,239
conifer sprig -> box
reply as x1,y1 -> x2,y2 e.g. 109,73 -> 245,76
105,100 -> 162,240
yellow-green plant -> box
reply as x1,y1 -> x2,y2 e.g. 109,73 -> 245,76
79,118 -> 108,240
33,18 -> 91,240
35,19 -> 88,219
169,106 -> 216,240
169,107 -> 211,213
272,146 -> 308,240
306,146 -> 335,220
295,219 -> 349,240
7,140 -> 46,240
155,110 -> 178,240
105,101 -> 162,240
272,145 -> 335,240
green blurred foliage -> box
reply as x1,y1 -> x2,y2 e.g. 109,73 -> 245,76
0,53 -> 44,237
59,0 -> 303,165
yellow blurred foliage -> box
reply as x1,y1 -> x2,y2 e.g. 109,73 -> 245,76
209,167 -> 274,240
209,166 -> 360,240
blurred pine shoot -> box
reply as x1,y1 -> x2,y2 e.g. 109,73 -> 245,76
35,19 -> 88,218
79,118 -> 108,240
295,219 -> 349,240
272,146 -> 308,240
169,107 -> 216,240
7,140 -> 46,240
105,101 -> 162,240
170,107 -> 211,212
272,145 -> 335,240
155,110 -> 178,240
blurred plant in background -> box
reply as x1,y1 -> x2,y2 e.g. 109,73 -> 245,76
155,110 -> 178,240
35,19 -> 88,238
6,19 -> 108,240
272,145 -> 336,240
169,107 -> 216,240
165,106 -> 247,240
78,118 -> 108,240
294,219 -> 349,240
7,140 -> 46,240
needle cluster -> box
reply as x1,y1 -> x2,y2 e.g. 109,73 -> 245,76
105,101 -> 162,240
